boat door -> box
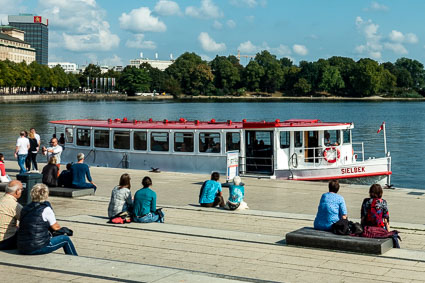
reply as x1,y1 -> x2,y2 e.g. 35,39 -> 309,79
245,130 -> 273,174
305,130 -> 319,163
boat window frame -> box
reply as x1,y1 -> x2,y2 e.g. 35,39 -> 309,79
113,130 -> 131,150
279,131 -> 290,149
150,131 -> 169,152
133,130 -> 148,151
198,131 -> 221,154
342,129 -> 351,145
225,131 -> 241,152
76,127 -> 92,147
65,127 -> 74,144
93,128 -> 110,149
173,131 -> 194,153
294,131 -> 303,148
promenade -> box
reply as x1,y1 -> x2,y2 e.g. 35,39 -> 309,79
2,161 -> 425,282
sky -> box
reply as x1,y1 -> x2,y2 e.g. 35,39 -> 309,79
1,0 -> 425,67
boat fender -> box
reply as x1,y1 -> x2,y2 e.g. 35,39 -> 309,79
323,147 -> 340,164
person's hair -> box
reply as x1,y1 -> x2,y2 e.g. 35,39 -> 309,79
0,153 -> 3,160
369,184 -> 383,198
142,176 -> 152,188
30,128 -> 35,131
233,176 -> 241,186
119,173 -> 131,189
328,180 -> 340,193
51,138 -> 58,144
48,156 -> 57,165
60,133 -> 64,137
211,172 -> 220,181
20,131 -> 25,136
66,163 -> 72,170
28,131 -> 35,139
6,180 -> 22,194
77,153 -> 85,161
31,183 -> 49,202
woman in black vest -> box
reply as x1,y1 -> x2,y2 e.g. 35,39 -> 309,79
17,183 -> 78,255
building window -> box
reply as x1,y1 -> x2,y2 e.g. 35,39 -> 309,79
151,132 -> 169,152
199,132 -> 220,153
114,131 -> 130,150
94,130 -> 109,148
76,128 -> 91,147
174,132 -> 194,152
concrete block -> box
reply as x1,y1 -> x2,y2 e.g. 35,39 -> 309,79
285,227 -> 393,255
0,184 -> 94,198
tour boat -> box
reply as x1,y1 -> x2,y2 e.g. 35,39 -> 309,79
50,118 -> 392,185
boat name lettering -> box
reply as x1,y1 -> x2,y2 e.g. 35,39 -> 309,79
341,167 -> 365,174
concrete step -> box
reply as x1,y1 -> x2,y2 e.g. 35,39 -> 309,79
0,183 -> 94,197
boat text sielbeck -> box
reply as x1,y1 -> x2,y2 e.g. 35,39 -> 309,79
50,118 -> 392,185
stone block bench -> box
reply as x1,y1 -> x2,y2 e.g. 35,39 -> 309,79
286,227 -> 393,255
0,183 -> 94,198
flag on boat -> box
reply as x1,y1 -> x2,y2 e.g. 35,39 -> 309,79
377,122 -> 385,134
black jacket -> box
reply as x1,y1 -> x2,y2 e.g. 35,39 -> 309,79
42,164 -> 58,187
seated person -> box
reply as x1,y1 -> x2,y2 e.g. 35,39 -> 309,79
199,172 -> 225,208
132,176 -> 164,223
42,156 -> 59,187
71,153 -> 97,191
226,176 -> 248,211
0,153 -> 11,183
361,184 -> 390,230
0,180 -> 23,250
58,163 -> 73,187
108,173 -> 133,219
17,184 -> 78,256
313,180 -> 347,231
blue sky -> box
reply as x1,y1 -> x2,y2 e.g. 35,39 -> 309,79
2,0 -> 425,66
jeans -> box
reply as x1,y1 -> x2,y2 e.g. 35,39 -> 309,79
17,154 -> 27,174
0,234 -> 17,250
73,183 -> 97,192
29,235 -> 78,256
133,211 -> 163,223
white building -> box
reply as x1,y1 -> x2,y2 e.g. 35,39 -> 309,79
48,62 -> 78,73
129,58 -> 173,71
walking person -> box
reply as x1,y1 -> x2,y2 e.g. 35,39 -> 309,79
15,131 -> 30,174
27,131 -> 39,172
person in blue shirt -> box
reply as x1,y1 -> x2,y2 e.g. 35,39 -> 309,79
70,153 -> 97,191
199,172 -> 225,208
314,180 -> 348,231
226,176 -> 246,211
133,176 -> 164,223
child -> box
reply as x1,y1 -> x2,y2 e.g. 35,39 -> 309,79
227,176 -> 248,210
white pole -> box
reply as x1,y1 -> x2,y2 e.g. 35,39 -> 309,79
383,122 -> 387,155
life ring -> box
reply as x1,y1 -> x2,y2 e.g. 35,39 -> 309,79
323,147 -> 340,163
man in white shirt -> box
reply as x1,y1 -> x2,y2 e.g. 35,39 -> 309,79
44,138 -> 63,171
15,131 -> 30,174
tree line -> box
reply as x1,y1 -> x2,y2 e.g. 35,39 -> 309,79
2,51 -> 425,98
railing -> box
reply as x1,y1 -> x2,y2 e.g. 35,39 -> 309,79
352,142 -> 365,162
239,155 -> 274,175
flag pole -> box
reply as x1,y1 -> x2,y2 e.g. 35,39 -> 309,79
383,122 -> 387,155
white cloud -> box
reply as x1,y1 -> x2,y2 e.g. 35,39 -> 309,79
229,0 -> 266,8
198,32 -> 226,52
154,0 -> 181,16
213,20 -> 223,30
102,54 -> 123,66
365,1 -> 389,12
120,7 -> 166,33
186,0 -> 223,19
238,40 -> 260,54
245,15 -> 255,23
226,20 -> 236,29
389,30 -> 418,44
292,44 -> 308,56
355,16 -> 382,59
1,0 -> 26,23
39,0 -> 119,52
384,43 -> 408,54
272,44 -> 291,56
200,54 -> 212,61
405,33 -> 419,44
125,34 -> 156,49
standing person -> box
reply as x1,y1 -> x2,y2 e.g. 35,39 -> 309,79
42,156 -> 59,187
361,184 -> 390,230
30,128 -> 41,148
226,176 -> 248,211
199,172 -> 225,208
27,131 -> 39,172
44,138 -> 63,171
108,173 -> 133,219
58,133 -> 66,150
70,153 -> 97,191
0,180 -> 23,250
133,176 -> 164,223
17,183 -> 78,256
0,153 -> 11,183
15,131 -> 30,174
313,180 -> 348,231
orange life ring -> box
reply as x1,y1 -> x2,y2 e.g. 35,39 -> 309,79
323,147 -> 340,163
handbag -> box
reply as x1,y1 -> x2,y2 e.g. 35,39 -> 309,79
52,227 -> 73,237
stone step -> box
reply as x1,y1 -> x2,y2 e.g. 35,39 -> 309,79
0,183 -> 94,197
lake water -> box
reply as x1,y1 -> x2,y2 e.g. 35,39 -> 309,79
0,100 -> 422,189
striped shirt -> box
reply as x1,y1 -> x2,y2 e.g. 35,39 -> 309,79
0,193 -> 22,241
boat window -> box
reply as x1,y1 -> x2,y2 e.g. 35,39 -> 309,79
134,131 -> 147,151
324,130 -> 340,146
174,132 -> 194,152
280,132 -> 290,149
94,130 -> 109,148
343,129 -> 351,144
294,131 -> 302,148
65,128 -> 73,143
114,131 -> 130,150
76,128 -> 91,147
151,132 -> 169,152
199,132 -> 220,153
226,132 -> 240,152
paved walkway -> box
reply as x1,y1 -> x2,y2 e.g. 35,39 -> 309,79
2,161 -> 425,282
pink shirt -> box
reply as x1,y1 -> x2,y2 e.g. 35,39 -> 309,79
0,161 -> 5,176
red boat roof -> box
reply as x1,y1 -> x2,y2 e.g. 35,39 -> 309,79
50,118 -> 351,130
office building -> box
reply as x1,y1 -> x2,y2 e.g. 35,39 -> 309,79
48,62 -> 78,73
8,14 -> 48,65
0,26 -> 36,63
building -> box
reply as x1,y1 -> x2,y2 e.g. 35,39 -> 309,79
8,14 -> 48,65
129,58 -> 173,71
48,62 -> 78,73
0,26 -> 36,63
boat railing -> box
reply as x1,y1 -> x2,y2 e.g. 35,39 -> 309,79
352,142 -> 365,162
293,144 -> 364,167
239,155 -> 274,175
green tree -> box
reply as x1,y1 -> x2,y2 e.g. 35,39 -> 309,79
118,66 -> 151,95
350,58 -> 384,97
254,50 -> 284,93
395,57 -> 425,89
318,65 -> 345,93
139,63 -> 168,93
210,55 -> 241,94
293,78 -> 312,95
242,60 -> 264,91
